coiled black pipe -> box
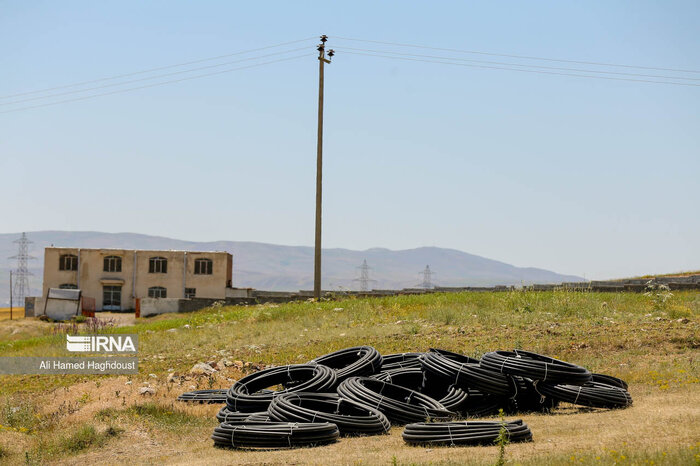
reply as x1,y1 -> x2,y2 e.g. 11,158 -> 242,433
505,377 -> 559,413
245,412 -> 272,423
380,352 -> 425,370
226,364 -> 336,412
216,407 -> 269,423
176,389 -> 228,404
402,419 -> 533,446
536,381 -> 633,409
268,392 -> 390,436
371,367 -> 473,414
371,367 -> 424,387
591,373 -> 629,390
421,349 -> 514,397
212,422 -> 339,449
480,350 -> 592,385
310,346 -> 382,385
337,376 -> 454,425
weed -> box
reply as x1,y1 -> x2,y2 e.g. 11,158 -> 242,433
494,409 -> 509,466
97,403 -> 211,430
0,399 -> 38,431
644,281 -> 674,310
58,424 -> 119,453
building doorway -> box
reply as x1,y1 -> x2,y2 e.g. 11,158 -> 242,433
103,285 -> 122,311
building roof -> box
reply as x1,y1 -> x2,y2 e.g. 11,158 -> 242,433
45,247 -> 230,254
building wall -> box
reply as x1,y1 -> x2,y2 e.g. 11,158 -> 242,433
42,248 -> 232,311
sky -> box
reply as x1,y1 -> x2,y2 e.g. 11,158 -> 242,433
1,1 -> 699,280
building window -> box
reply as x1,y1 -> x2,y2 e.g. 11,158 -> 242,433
104,255 -> 122,272
103,285 -> 122,310
194,258 -> 213,275
149,257 -> 167,274
59,283 -> 78,289
59,254 -> 78,271
185,288 -> 196,298
148,286 -> 167,298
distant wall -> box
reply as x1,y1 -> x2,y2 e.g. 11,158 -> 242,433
140,298 -> 180,317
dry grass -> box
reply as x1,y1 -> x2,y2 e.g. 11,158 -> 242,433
0,290 -> 698,465
0,307 -> 24,320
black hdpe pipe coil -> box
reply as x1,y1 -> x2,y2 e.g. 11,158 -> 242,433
380,352 -> 425,370
176,389 -> 228,404
212,422 -> 339,449
310,346 -> 382,385
402,419 -> 533,446
371,367 -> 473,414
216,407 -> 269,423
591,373 -> 629,390
268,392 -> 390,435
506,376 -> 559,413
226,364 -> 336,412
421,349 -> 515,397
536,381 -> 632,409
480,350 -> 592,385
337,376 -> 454,425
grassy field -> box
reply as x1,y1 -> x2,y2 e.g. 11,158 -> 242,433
0,307 -> 24,321
0,290 -> 698,465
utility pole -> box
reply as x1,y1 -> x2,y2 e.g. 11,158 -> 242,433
314,35 -> 334,300
9,271 -> 12,320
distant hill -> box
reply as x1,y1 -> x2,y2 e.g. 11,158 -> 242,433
0,231 -> 584,305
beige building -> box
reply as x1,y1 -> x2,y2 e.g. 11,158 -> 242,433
42,247 -> 233,311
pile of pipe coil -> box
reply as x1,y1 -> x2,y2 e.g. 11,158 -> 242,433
176,389 -> 228,404
336,377 -> 454,424
403,419 -> 533,446
212,422 -> 339,449
185,345 -> 631,449
310,346 -> 383,386
268,392 -> 391,435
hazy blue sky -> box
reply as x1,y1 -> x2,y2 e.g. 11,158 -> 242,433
1,1 -> 698,279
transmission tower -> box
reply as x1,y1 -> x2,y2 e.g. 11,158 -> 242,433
419,265 -> 434,289
9,232 -> 35,307
353,259 -> 375,292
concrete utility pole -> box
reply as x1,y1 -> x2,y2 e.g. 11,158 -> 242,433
9,271 -> 12,320
314,35 -> 334,299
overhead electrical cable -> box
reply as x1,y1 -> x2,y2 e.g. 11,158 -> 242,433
333,46 -> 700,82
334,36 -> 700,74
0,36 -> 317,100
1,47 -> 309,106
337,50 -> 700,87
0,53 -> 311,114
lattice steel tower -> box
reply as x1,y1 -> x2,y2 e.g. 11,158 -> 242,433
9,232 -> 34,307
420,265 -> 434,289
353,259 -> 374,292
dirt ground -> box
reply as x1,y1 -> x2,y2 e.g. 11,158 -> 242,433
46,383 -> 699,465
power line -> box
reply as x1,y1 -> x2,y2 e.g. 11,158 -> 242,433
334,36 -> 700,74
339,50 -> 700,87
0,36 -> 317,100
0,54 -> 311,114
334,46 -> 700,82
1,47 -> 309,106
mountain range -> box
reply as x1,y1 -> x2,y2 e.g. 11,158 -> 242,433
0,231 -> 584,305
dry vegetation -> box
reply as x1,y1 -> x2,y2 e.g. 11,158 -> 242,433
0,307 -> 24,321
0,290 -> 698,465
